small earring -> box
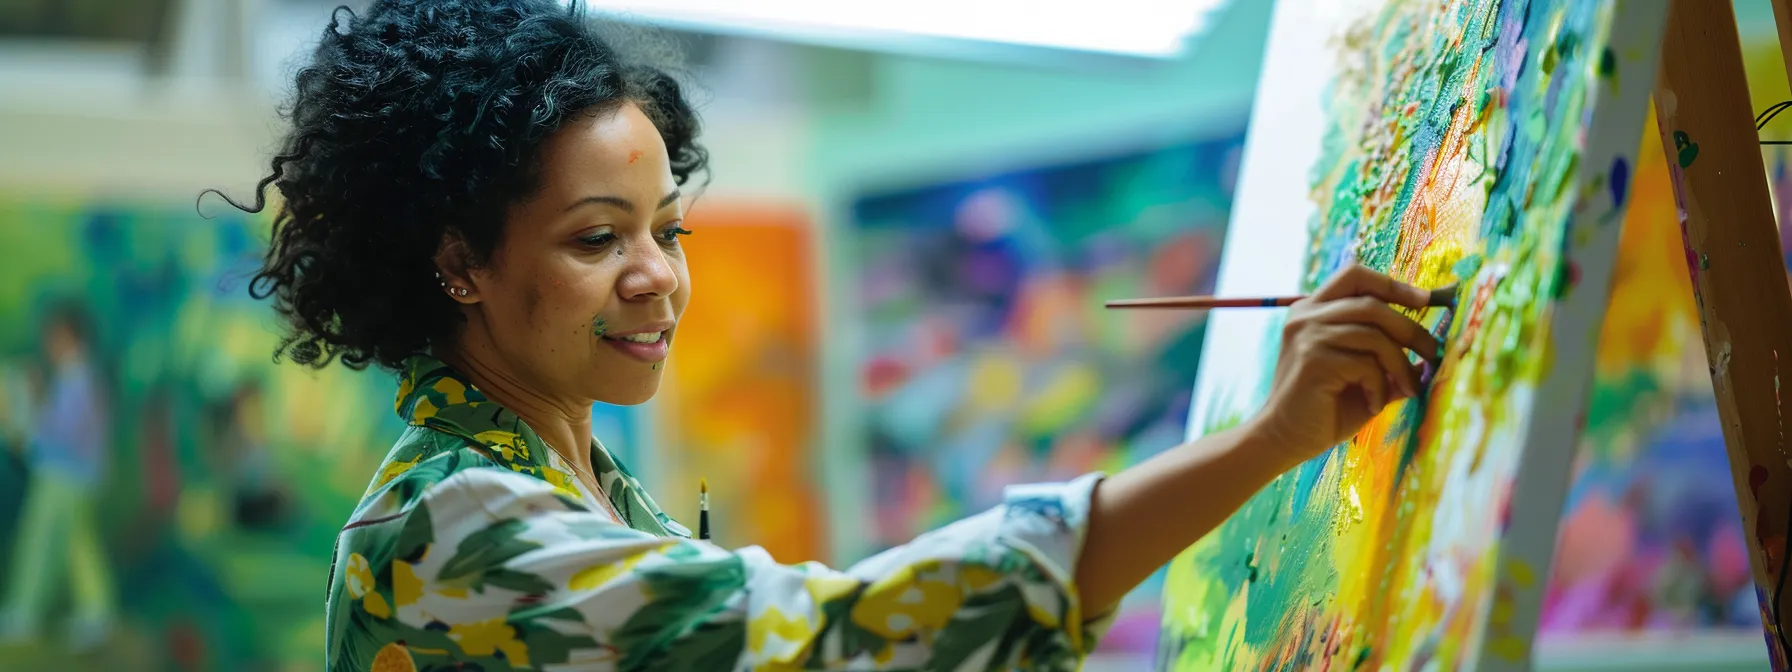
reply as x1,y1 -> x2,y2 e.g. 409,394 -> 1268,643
454,287 -> 469,297
434,271 -> 446,288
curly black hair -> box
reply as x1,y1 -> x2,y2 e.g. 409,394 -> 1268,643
213,0 -> 707,371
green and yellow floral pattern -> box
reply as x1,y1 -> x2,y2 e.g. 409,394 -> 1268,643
325,355 -> 1110,670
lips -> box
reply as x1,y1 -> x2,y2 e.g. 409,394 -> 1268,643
600,320 -> 675,363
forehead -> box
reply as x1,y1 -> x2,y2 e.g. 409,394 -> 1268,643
534,102 -> 674,199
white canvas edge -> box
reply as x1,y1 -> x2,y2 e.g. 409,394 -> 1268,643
1184,0 -> 1349,442
1471,4 -> 1671,670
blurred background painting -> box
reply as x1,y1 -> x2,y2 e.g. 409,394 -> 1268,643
1535,23 -> 1792,647
849,131 -> 1244,654
652,203 -> 826,563
0,199 -> 400,669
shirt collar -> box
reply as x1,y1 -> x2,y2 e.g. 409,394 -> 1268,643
392,354 -> 681,537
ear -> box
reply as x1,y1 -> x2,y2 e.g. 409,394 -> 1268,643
433,231 -> 480,304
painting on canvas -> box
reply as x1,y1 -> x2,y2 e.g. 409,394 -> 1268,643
850,131 -> 1244,653
1158,1 -> 1667,669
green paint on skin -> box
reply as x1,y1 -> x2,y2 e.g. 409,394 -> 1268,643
651,362 -> 662,371
1700,253 -> 1710,270
591,317 -> 607,338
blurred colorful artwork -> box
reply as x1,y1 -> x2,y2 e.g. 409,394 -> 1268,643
1537,27 -> 1792,636
850,130 -> 1245,654
1160,1 -> 1666,670
652,203 -> 826,563
0,197 -> 648,670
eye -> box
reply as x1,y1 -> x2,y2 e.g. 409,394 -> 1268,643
576,231 -> 618,250
658,225 -> 693,244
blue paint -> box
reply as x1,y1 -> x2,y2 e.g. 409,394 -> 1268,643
1609,157 -> 1629,207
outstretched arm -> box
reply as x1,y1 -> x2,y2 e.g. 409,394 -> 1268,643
1075,266 -> 1441,613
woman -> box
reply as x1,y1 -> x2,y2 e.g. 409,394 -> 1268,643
236,1 -> 1441,669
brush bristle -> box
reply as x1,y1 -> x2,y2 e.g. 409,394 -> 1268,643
1427,284 -> 1459,309
699,477 -> 708,494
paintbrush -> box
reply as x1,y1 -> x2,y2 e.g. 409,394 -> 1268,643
1104,284 -> 1460,311
698,477 -> 710,541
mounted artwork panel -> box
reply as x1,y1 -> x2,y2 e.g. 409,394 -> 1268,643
1158,1 -> 1668,670
850,131 -> 1245,654
653,204 -> 828,563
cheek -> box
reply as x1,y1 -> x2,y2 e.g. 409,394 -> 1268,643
671,263 -> 694,316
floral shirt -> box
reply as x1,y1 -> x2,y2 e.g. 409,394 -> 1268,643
325,356 -> 1111,671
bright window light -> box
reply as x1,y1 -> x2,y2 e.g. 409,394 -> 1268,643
581,1 -> 1229,58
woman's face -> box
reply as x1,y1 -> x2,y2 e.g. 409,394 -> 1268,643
457,102 -> 691,406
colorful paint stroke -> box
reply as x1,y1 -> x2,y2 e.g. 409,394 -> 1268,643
651,204 -> 828,563
1539,20 -> 1792,640
851,130 -> 1245,654
1159,1 -> 1667,670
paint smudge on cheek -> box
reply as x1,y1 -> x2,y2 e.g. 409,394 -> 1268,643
628,149 -> 644,164
591,316 -> 607,338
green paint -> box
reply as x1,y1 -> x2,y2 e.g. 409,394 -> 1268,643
591,317 -> 607,337
1453,253 -> 1485,281
1700,253 -> 1710,270
1673,130 -> 1699,168
1355,646 -> 1373,669
1598,47 -> 1618,80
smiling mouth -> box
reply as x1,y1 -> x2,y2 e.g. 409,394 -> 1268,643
606,331 -> 665,344
599,325 -> 673,363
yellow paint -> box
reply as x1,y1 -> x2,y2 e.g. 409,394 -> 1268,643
1488,634 -> 1529,661
1507,559 -> 1536,589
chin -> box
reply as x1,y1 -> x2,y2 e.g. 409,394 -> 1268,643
594,376 -> 661,407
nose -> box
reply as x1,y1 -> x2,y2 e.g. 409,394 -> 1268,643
614,236 -> 679,301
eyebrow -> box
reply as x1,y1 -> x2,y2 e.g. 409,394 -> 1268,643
563,190 -> 682,214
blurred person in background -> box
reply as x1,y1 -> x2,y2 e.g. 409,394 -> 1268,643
0,303 -> 116,649
208,379 -> 292,530
225,1 -> 1442,669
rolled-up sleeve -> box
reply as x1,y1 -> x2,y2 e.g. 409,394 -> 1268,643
334,464 -> 1112,671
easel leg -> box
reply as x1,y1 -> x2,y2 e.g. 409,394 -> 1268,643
1653,0 -> 1792,667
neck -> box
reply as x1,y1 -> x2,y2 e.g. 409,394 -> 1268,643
437,344 -> 594,478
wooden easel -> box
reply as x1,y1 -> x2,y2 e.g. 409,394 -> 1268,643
1652,0 -> 1792,667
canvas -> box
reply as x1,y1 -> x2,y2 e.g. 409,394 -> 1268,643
1158,1 -> 1668,670
651,204 -> 828,563
850,130 -> 1244,654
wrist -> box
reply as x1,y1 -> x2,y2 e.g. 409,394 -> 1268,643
1234,415 -> 1311,475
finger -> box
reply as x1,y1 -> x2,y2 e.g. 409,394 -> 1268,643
1312,324 -> 1422,398
1304,297 -> 1442,362
1316,348 -> 1388,412
1310,264 -> 1433,309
